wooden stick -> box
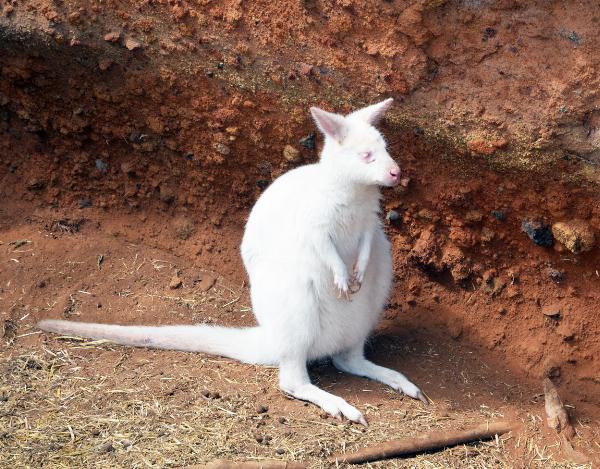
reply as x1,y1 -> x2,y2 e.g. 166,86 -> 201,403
328,421 -> 515,464
543,378 -> 575,439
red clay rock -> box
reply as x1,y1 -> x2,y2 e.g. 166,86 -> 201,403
552,220 -> 595,254
103,31 -> 120,42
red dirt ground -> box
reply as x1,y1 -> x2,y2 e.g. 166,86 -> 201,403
1,0 -> 600,466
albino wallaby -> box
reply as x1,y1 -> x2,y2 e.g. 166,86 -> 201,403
38,98 -> 427,425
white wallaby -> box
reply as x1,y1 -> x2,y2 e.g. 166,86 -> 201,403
38,98 -> 427,425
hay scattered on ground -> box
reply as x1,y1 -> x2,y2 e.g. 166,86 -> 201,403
0,240 -> 595,468
0,341 -> 591,468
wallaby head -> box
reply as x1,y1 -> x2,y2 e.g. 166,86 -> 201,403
310,98 -> 401,187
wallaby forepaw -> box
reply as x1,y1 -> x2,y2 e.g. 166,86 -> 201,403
348,275 -> 361,294
333,272 -> 351,300
349,263 -> 365,294
336,287 -> 351,301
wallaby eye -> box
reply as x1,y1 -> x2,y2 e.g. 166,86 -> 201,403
361,151 -> 375,163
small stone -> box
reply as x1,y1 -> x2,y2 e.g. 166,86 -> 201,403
564,31 -> 582,45
67,11 -> 81,24
37,280 -> 46,288
491,210 -> 506,221
416,208 -> 438,222
256,179 -> 270,190
147,116 -> 165,134
386,210 -> 400,223
399,177 -> 411,188
542,304 -> 561,319
256,405 -> 269,414
467,139 -> 495,155
214,142 -> 230,155
482,27 -> 497,41
104,31 -> 120,42
465,210 -> 483,223
282,145 -> 301,162
95,159 -> 108,172
275,448 -> 285,455
547,268 -> 565,282
498,307 -> 507,315
194,272 -> 216,292
96,441 -> 114,453
124,37 -> 142,51
278,416 -> 286,424
299,62 -> 314,76
299,132 -> 316,150
169,274 -> 182,289
551,220 -> 595,254
546,366 -> 561,379
521,219 -> 553,247
467,136 -> 507,155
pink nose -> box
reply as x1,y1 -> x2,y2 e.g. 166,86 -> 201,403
389,168 -> 400,179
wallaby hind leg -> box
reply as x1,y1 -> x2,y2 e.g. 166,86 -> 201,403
332,343 -> 429,405
278,356 -> 368,426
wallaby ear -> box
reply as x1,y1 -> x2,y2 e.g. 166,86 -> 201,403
349,98 -> 394,125
310,107 -> 347,142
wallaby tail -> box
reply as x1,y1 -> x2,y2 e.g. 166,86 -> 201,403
37,320 -> 274,365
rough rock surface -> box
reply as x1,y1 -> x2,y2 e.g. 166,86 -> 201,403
1,2 -> 600,461
552,219 -> 596,254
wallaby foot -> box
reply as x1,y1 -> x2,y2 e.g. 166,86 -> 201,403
279,358 -> 368,426
333,347 -> 429,406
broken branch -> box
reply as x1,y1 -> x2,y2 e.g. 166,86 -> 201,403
329,420 -> 515,464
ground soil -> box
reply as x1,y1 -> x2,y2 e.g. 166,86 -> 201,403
1,0 -> 600,467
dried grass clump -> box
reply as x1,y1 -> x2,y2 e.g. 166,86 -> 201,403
1,341 -> 588,468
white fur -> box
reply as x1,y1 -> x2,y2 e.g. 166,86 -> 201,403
38,99 -> 426,425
